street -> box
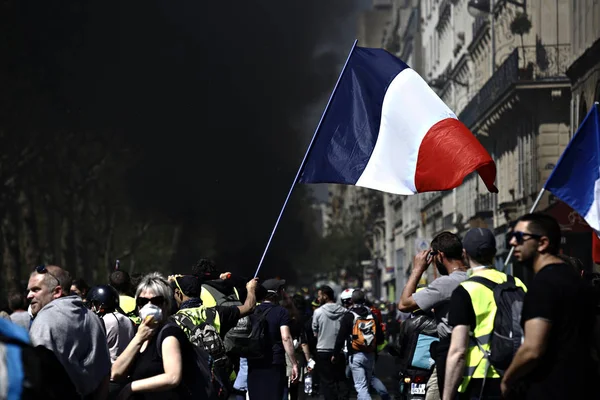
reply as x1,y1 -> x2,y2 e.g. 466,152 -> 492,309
230,353 -> 400,400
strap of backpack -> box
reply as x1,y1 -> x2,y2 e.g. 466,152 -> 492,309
177,315 -> 199,333
204,308 -> 217,326
469,276 -> 498,291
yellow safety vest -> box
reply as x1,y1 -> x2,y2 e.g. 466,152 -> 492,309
200,285 -> 240,308
458,269 -> 527,392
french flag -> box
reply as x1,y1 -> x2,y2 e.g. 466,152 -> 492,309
299,46 -> 497,195
544,103 -> 600,262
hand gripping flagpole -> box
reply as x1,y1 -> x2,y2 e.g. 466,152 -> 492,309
503,188 -> 546,274
253,39 -> 358,278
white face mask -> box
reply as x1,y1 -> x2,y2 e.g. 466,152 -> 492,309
139,303 -> 163,322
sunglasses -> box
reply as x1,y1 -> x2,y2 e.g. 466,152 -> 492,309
509,231 -> 542,244
429,250 -> 439,257
34,265 -> 60,287
136,296 -> 165,308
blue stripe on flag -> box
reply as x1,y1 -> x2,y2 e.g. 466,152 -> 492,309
545,104 -> 600,218
299,47 -> 409,185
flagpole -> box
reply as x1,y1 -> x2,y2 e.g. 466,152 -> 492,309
252,39 -> 359,278
504,188 -> 546,273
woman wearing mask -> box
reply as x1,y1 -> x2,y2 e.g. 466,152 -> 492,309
111,272 -> 199,399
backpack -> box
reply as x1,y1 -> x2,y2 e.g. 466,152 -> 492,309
170,309 -> 230,369
228,305 -> 274,360
202,284 -> 252,354
350,310 -> 377,353
470,275 -> 526,374
157,323 -> 227,400
395,313 -> 439,372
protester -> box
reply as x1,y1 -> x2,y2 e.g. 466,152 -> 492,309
87,285 -> 135,363
398,232 -> 469,400
444,228 -> 526,400
170,274 -> 257,337
281,291 -> 307,400
191,258 -> 248,307
312,285 -> 350,400
247,278 -> 298,400
335,289 -> 386,400
110,270 -> 140,325
8,291 -> 30,331
501,213 -> 598,399
111,272 -> 201,399
70,278 -> 90,299
28,265 -> 111,399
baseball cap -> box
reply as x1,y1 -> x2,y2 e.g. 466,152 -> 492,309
262,278 -> 286,294
173,275 -> 200,297
463,228 -> 496,259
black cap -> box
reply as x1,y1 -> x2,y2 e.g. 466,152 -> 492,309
463,228 -> 496,259
174,275 -> 201,297
262,278 -> 286,293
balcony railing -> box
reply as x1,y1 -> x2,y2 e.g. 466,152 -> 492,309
475,193 -> 497,214
458,43 -> 570,129
436,0 -> 451,32
472,15 -> 488,39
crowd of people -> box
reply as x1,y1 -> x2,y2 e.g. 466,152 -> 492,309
1,212 -> 599,400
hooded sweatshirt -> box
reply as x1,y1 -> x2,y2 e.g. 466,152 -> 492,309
312,302 -> 347,352
29,295 -> 111,396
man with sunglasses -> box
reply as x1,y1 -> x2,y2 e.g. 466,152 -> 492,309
500,213 -> 597,400
27,265 -> 111,399
398,232 -> 469,399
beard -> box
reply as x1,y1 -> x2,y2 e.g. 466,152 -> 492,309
435,261 -> 449,276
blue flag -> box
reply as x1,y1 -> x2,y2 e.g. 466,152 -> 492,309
544,103 -> 600,231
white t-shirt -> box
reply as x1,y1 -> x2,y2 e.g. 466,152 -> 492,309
102,312 -> 135,363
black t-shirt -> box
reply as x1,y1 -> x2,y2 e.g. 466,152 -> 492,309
215,305 -> 241,337
519,263 -> 597,399
129,324 -> 199,400
248,303 -> 290,366
447,285 -> 476,329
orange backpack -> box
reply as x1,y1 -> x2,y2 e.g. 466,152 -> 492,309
350,310 -> 377,352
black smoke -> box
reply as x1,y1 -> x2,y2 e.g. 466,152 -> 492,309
2,0 -> 362,281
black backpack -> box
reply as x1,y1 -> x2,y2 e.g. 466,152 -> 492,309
157,323 -> 227,400
228,305 -> 274,360
470,275 -> 526,374
395,313 -> 439,372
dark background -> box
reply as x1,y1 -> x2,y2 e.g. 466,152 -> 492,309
0,0 -> 365,292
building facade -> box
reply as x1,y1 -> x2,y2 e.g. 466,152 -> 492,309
344,0 -> 589,301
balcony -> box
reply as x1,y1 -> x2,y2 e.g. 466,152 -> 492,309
458,43 -> 571,129
475,193 -> 497,214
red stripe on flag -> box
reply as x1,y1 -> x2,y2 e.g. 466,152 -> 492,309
414,118 -> 498,193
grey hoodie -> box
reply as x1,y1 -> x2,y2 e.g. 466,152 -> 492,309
30,295 -> 111,396
312,302 -> 347,352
